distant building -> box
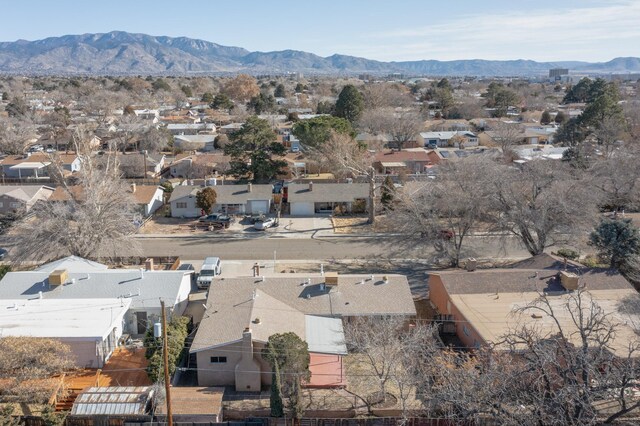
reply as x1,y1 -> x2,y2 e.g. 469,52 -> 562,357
549,68 -> 569,79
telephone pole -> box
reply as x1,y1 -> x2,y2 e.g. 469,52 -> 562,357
160,299 -> 173,426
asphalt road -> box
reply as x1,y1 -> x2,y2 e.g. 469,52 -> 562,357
131,234 -> 533,262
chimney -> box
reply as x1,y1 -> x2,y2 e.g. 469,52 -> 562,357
241,328 -> 253,361
144,258 -> 154,271
308,181 -> 313,191
130,183 -> 136,193
248,183 -> 252,193
559,271 -> 580,291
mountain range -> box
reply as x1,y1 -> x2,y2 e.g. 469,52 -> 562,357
1,31 -> 639,77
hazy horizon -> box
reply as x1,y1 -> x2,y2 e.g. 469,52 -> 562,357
0,0 -> 638,63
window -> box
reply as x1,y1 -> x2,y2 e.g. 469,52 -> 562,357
9,202 -> 19,208
0,202 -> 3,208
462,325 -> 471,337
176,202 -> 187,209
210,356 -> 227,363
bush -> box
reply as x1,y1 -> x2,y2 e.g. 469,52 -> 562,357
145,316 -> 190,382
555,248 -> 580,261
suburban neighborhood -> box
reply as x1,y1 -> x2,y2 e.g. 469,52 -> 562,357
1,2 -> 640,424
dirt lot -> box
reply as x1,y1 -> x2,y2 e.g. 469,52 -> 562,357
138,216 -> 244,234
332,215 -> 394,234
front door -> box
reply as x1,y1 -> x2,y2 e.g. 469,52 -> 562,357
136,311 -> 148,335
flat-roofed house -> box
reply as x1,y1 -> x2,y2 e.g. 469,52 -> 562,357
0,298 -> 131,368
0,258 -> 193,337
429,254 -> 640,356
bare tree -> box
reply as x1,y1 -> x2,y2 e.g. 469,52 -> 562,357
0,116 -> 37,154
343,316 -> 439,417
488,121 -> 523,155
392,156 -> 496,266
313,132 -> 376,223
221,74 -> 260,103
359,108 -> 423,151
10,135 -> 140,262
489,160 -> 598,256
0,337 -> 74,404
501,289 -> 640,425
594,115 -> 627,158
589,148 -> 640,212
361,83 -> 412,109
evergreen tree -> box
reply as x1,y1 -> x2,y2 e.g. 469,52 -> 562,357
263,333 -> 310,419
590,218 -> 640,270
381,175 -> 396,210
335,85 -> 364,123
540,110 -> 551,125
274,83 -> 286,98
292,115 -> 355,149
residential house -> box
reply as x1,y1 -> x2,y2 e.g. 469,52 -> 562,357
165,153 -> 231,179
372,149 -> 439,174
287,182 -> 369,216
0,298 -> 131,368
1,152 -> 80,179
166,123 -> 216,136
49,184 -> 164,217
190,273 -> 416,390
428,254 -> 639,355
417,131 -> 479,148
169,184 -> 273,217
174,135 -> 217,152
0,153 -> 51,179
0,256 -> 193,337
0,185 -> 54,215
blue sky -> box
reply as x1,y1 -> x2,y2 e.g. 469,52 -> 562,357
1,0 -> 638,62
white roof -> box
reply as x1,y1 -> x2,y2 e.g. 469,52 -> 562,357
34,256 -> 109,273
9,161 -> 51,170
420,131 -> 476,140
305,315 -> 347,355
0,298 -> 131,340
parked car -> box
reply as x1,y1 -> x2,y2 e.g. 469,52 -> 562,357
198,213 -> 233,226
197,256 -> 222,289
254,217 -> 276,231
0,248 -> 7,260
247,213 -> 266,224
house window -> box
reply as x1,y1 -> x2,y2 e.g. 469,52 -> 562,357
176,202 -> 187,209
9,202 -> 19,208
462,325 -> 471,337
210,356 -> 227,363
0,202 -> 3,208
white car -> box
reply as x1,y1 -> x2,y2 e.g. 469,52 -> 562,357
253,217 -> 276,230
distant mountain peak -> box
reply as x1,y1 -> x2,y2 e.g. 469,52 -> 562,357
0,31 -> 638,76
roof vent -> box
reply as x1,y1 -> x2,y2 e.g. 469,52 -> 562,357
49,269 -> 68,287
324,272 -> 338,288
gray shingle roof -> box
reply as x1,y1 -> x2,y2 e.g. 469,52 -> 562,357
288,183 -> 368,203
191,274 -> 415,352
169,184 -> 273,204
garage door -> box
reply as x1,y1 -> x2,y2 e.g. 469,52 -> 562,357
290,202 -> 314,216
248,200 -> 269,214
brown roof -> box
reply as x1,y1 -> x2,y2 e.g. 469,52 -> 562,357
0,152 -> 78,166
433,267 -> 632,296
49,185 -> 161,205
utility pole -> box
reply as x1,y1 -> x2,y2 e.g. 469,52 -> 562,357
160,299 -> 173,426
142,150 -> 148,183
